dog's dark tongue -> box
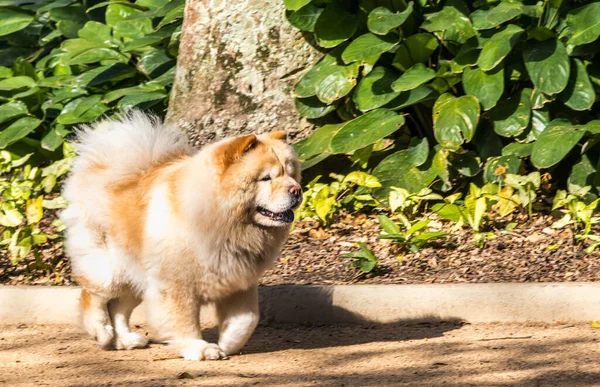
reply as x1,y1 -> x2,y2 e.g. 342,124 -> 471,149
282,209 -> 294,223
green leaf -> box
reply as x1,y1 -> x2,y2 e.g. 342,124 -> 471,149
431,203 -> 467,223
78,21 -> 116,46
286,4 -> 323,32
559,58 -> 595,111
391,63 -> 436,92
408,137 -> 430,167
392,33 -> 438,72
77,63 -> 136,87
0,101 -> 28,125
294,55 -> 335,97
568,154 -> 595,192
137,50 -> 175,78
486,88 -> 532,137
385,85 -> 437,111
477,24 -> 524,71
421,6 -> 477,55
353,66 -> 401,112
563,2 -> 600,47
294,96 -> 338,118
530,107 -> 550,139
293,123 -> 343,162
0,66 -> 13,78
367,3 -> 413,35
156,4 -> 184,29
341,33 -> 398,64
102,82 -> 165,103
0,207 -> 23,227
483,155 -> 520,182
452,151 -> 481,176
502,142 -> 533,158
41,125 -> 70,151
118,92 -> 166,110
433,94 -> 480,150
86,1 -> 149,12
67,47 -> 125,65
345,243 -> 378,273
314,3 -> 358,48
315,62 -> 359,104
343,171 -> 381,188
294,45 -> 349,98
283,0 -> 311,11
471,1 -> 523,30
523,38 -> 570,95
0,76 -> 35,91
0,8 -> 34,36
0,117 -> 42,149
372,149 -> 437,199
330,109 -> 405,154
57,95 -> 110,125
378,215 -> 401,235
462,65 -> 504,110
531,119 -> 585,168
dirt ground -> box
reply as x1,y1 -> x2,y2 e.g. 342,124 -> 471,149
1,322 -> 599,387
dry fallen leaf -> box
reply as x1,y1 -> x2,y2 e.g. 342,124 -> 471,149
177,372 -> 194,380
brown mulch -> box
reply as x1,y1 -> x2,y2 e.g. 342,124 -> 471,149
261,211 -> 600,285
2,211 -> 600,286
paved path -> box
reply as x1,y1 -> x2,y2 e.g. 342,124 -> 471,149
1,322 -> 599,386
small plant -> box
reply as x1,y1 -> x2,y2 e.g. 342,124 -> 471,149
378,214 -> 447,253
552,187 -> 600,236
493,185 -> 522,218
343,242 -> 378,273
503,172 -> 541,220
432,183 -> 497,232
296,171 -> 381,224
0,144 -> 72,264
431,183 -> 499,247
388,186 -> 442,229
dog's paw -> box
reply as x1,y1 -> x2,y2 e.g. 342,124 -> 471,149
203,343 -> 227,360
177,339 -> 226,361
115,332 -> 149,350
96,324 -> 115,350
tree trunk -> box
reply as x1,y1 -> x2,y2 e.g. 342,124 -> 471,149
167,0 -> 320,147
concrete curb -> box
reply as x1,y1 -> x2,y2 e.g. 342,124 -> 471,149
1,283 -> 599,325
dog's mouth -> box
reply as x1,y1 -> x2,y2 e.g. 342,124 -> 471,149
256,207 -> 295,224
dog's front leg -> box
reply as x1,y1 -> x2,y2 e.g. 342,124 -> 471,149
145,283 -> 225,360
216,285 -> 259,355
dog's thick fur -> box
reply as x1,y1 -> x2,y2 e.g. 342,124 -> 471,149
61,112 -> 301,360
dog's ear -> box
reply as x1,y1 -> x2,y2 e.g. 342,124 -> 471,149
269,131 -> 287,142
217,134 -> 258,169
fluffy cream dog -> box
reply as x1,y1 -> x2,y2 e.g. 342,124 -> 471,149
60,112 -> 301,360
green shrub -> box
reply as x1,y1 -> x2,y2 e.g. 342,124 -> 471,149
286,0 -> 600,200
0,0 -> 184,265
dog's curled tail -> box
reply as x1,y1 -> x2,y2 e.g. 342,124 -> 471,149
69,110 -> 192,182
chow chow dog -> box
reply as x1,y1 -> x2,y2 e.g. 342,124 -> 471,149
60,112 -> 302,360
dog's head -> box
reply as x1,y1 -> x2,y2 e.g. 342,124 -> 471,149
214,131 -> 302,227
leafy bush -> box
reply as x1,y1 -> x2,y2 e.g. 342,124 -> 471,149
286,0 -> 600,200
0,0 -> 183,265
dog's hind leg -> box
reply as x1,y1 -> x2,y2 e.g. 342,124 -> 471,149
216,285 -> 259,356
80,289 -> 115,349
108,293 -> 148,350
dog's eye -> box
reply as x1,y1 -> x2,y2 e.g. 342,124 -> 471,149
260,175 -> 271,182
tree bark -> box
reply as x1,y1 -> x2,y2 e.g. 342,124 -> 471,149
167,0 -> 319,147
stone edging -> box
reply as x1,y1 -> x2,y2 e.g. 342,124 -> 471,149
1,283 -> 599,325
